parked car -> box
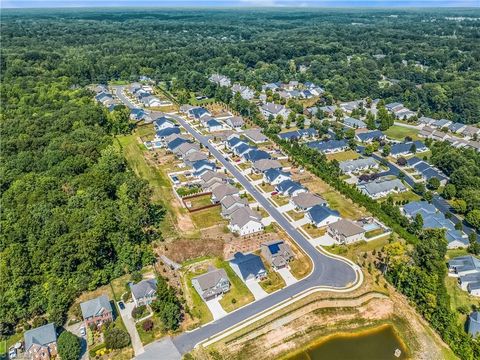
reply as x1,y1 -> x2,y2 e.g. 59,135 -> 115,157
80,327 -> 86,336
118,301 -> 125,310
271,191 -> 278,195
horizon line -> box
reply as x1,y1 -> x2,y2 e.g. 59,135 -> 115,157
2,5 -> 480,9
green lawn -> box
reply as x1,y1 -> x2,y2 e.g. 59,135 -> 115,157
445,276 -> 480,324
286,210 -> 305,221
301,224 -> 327,238
365,228 -> 385,239
183,267 -> 214,326
384,125 -> 420,141
248,173 -> 263,181
271,194 -> 290,207
382,191 -> 421,204
259,268 -> 286,293
0,340 -> 6,357
260,183 -> 275,193
325,236 -> 390,261
190,207 -> 227,229
216,259 -> 254,312
136,315 -> 165,345
187,194 -> 213,209
326,150 -> 360,162
322,190 -> 365,220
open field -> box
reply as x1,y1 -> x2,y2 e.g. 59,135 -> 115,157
384,125 -> 420,141
190,207 -> 227,229
216,259 -> 255,312
301,224 -> 326,238
380,190 -> 421,204
326,150 -> 360,162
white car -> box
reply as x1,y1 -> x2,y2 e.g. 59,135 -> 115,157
80,327 -> 86,336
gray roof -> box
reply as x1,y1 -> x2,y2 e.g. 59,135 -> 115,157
468,312 -> 480,337
230,207 -> 262,228
212,183 -> 239,201
184,151 -> 208,163
344,117 -> 366,128
291,192 -> 326,209
25,323 -> 56,351
448,256 -> 480,273
328,219 -> 365,237
221,194 -> 248,209
226,116 -> 245,127
130,279 -> 157,300
261,102 -> 286,115
358,178 -> 406,197
193,267 -> 228,291
200,170 -> 227,183
403,201 -> 437,218
339,157 -> 378,173
252,159 -> 282,172
243,128 -> 268,143
80,295 -> 112,319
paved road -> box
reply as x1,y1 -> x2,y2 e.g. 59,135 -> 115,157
134,114 -> 358,356
113,85 -> 136,109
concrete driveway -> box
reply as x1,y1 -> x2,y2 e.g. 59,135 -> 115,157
205,298 -> 228,320
310,234 -> 337,246
117,301 -> 144,356
245,280 -> 268,300
277,268 -> 297,286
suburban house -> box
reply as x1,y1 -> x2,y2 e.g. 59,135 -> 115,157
394,108 -> 416,120
166,137 -> 190,152
206,119 -> 224,132
405,201 -> 468,249
130,279 -> 157,307
306,140 -> 349,154
344,117 -> 366,129
220,195 -> 248,217
306,205 -> 341,228
24,323 -> 57,360
155,127 -> 181,140
278,128 -> 318,142
173,142 -> 200,158
252,159 -> 282,173
275,179 -> 307,197
432,119 -> 452,129
357,178 -> 407,199
263,168 -> 291,185
80,295 -> 114,327
339,100 -> 362,113
229,252 -> 267,282
339,157 -> 379,174
211,183 -> 239,203
260,240 -> 294,270
385,102 -> 404,113
192,160 -> 216,177
231,84 -> 255,100
244,149 -> 271,162
154,116 -> 175,131
187,107 -> 211,120
260,102 -> 290,119
390,141 -> 428,158
243,128 -> 268,144
225,135 -> 245,150
200,171 -> 228,191
192,267 -> 230,301
412,161 -> 449,185
228,207 -> 264,236
290,192 -> 327,212
419,116 -> 436,126
355,130 -> 385,143
184,151 -> 209,167
318,105 -> 337,117
209,74 -> 231,87
449,255 -> 480,277
327,219 -> 366,244
467,312 -> 480,337
462,125 -> 480,139
234,143 -> 253,157
225,116 -> 245,129
130,108 -> 148,121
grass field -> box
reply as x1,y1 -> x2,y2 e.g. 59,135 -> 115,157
325,236 -> 390,261
259,268 -> 286,293
187,194 -> 213,209
271,194 -> 290,207
326,150 -> 360,162
445,276 -> 480,325
384,125 -> 420,141
136,315 -> 164,345
190,207 -> 227,229
259,183 -> 275,193
286,210 -> 305,221
381,190 -> 421,204
216,259 -> 255,312
183,268 -> 214,326
301,224 -> 326,238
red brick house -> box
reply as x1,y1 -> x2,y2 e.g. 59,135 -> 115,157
80,295 -> 113,327
24,323 -> 57,360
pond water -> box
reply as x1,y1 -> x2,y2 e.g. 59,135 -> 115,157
288,325 -> 408,360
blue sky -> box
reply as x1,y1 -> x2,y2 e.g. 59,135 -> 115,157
2,0 -> 479,8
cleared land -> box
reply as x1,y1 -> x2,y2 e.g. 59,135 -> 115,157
384,125 -> 420,141
326,150 -> 360,162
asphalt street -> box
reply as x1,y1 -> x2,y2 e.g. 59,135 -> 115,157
138,114 -> 359,356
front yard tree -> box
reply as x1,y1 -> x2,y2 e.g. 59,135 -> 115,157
443,184 -> 457,199
466,210 -> 480,230
382,144 -> 391,157
58,331 -> 81,360
105,327 -> 131,349
427,177 -> 440,190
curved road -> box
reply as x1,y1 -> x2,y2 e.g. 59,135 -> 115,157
165,114 -> 359,355
111,88 -> 361,358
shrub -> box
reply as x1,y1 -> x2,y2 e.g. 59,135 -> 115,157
104,328 -> 130,349
142,319 -> 154,332
131,305 -> 147,319
58,331 -> 81,360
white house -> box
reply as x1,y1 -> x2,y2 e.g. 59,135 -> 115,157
327,219 -> 366,244
260,102 -> 290,119
263,169 -> 291,185
228,207 -> 264,236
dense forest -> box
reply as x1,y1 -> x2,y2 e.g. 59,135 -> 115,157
1,6 -> 480,353
2,8 -> 480,122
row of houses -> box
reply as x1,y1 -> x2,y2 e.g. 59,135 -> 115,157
420,125 -> 480,152
94,85 -> 121,111
419,117 -> 480,140
128,82 -> 166,108
261,80 -> 324,100
404,156 -> 449,185
208,74 -> 256,100
385,102 -> 417,120
403,201 -> 468,248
